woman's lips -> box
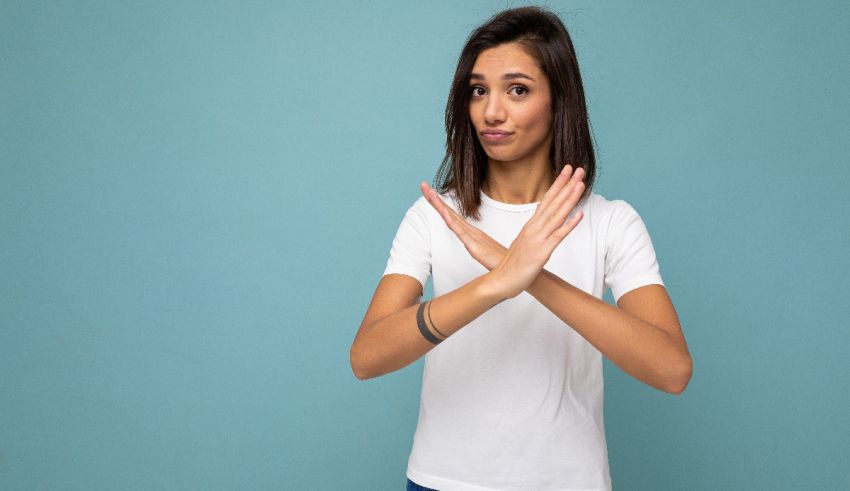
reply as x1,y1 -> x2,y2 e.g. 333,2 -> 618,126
480,131 -> 513,143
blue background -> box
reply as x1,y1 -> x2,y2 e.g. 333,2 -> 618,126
2,1 -> 848,489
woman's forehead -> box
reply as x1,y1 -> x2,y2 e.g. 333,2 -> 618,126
471,43 -> 542,79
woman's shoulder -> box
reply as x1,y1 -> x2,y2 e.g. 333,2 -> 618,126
578,192 -> 654,242
399,191 -> 451,225
583,191 -> 641,219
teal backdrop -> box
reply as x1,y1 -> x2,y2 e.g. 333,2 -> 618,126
2,1 -> 848,489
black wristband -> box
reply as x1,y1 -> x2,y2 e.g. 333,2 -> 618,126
426,300 -> 448,338
416,301 -> 443,345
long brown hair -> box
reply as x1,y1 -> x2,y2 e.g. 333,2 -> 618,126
434,5 -> 597,221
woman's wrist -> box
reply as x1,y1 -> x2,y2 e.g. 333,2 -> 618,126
478,268 -> 512,305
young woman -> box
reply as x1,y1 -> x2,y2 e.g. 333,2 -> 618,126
350,6 -> 692,491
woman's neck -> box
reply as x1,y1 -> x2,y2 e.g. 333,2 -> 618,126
482,157 -> 555,205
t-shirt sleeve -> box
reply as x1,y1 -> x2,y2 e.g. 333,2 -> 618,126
382,198 -> 432,293
604,200 -> 665,303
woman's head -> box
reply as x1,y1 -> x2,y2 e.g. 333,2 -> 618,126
435,5 -> 597,220
469,42 -> 554,178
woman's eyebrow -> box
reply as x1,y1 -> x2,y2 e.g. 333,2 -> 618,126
470,72 -> 536,82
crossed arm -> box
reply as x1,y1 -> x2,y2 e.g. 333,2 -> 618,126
525,269 -> 691,394
354,167 -> 692,393
418,166 -> 692,394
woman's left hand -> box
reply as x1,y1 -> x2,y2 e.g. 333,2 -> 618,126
419,181 -> 507,271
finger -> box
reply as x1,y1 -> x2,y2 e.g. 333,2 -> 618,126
539,164 -> 574,211
421,182 -> 455,223
551,167 -> 586,218
420,182 -> 476,243
544,208 -> 584,251
420,182 -> 453,226
544,175 -> 585,238
426,184 -> 481,237
538,166 -> 585,234
551,166 -> 585,211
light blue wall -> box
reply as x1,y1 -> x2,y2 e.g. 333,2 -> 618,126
2,1 -> 848,489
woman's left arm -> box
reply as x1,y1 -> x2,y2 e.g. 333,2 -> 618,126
524,269 -> 692,394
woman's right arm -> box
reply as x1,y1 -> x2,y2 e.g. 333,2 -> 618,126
350,271 -> 503,380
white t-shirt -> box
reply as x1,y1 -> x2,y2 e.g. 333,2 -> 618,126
382,188 -> 665,491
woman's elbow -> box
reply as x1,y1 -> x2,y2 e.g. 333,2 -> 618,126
350,344 -> 376,381
668,354 -> 693,395
350,346 -> 366,380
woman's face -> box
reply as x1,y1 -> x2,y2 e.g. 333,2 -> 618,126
468,42 -> 553,165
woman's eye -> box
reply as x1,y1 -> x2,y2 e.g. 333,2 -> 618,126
510,85 -> 528,96
470,85 -> 527,97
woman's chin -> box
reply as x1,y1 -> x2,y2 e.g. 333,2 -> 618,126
484,150 -> 523,163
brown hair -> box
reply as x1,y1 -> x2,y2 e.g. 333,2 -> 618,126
434,5 -> 597,220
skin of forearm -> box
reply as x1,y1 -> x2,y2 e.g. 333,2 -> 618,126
354,272 -> 505,380
520,268 -> 690,394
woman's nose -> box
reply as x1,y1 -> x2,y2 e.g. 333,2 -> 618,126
484,94 -> 506,123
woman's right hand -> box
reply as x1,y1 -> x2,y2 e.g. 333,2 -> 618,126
487,165 -> 586,299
